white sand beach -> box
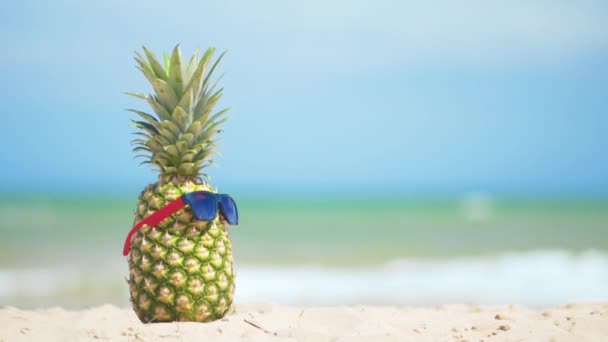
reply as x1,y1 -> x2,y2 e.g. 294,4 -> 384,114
1,302 -> 607,341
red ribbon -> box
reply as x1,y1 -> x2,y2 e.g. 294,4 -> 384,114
122,197 -> 186,256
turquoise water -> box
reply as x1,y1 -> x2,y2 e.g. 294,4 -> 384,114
1,195 -> 606,267
1,194 -> 607,308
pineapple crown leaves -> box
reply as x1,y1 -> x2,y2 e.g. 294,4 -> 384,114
127,45 -> 230,178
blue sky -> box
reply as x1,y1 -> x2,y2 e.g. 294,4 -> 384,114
1,1 -> 607,194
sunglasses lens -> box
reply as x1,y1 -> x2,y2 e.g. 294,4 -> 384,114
184,192 -> 218,221
219,195 -> 239,225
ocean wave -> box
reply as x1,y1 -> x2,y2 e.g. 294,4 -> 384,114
236,250 -> 608,306
1,250 -> 607,307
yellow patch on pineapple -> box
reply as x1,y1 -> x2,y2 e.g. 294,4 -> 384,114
150,244 -> 167,260
166,251 -> 183,267
202,264 -> 216,282
140,255 -> 152,271
177,237 -> 194,253
138,293 -> 151,311
176,294 -> 192,313
217,271 -> 229,291
205,284 -> 219,303
153,304 -> 172,321
210,251 -> 223,269
153,261 -> 168,279
132,268 -> 143,284
170,270 -> 187,287
195,244 -> 210,261
157,285 -> 175,304
215,296 -> 228,316
195,302 -> 212,322
184,257 -> 201,274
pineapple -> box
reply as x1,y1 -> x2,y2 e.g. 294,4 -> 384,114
125,45 -> 235,323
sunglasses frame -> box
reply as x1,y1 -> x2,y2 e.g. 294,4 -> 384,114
183,191 -> 239,225
219,194 -> 239,225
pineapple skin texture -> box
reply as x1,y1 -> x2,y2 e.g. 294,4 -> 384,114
127,180 -> 235,323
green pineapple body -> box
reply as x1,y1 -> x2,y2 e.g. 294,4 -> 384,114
128,179 -> 235,322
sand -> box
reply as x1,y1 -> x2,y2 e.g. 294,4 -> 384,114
1,303 -> 607,341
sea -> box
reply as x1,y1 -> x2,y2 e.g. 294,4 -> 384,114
1,193 -> 607,308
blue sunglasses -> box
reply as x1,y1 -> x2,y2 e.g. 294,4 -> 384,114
183,191 -> 239,225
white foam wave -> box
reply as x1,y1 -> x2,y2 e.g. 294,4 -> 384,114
235,250 -> 608,306
1,250 -> 607,307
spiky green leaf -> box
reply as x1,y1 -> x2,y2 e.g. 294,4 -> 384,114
142,46 -> 168,80
152,79 -> 179,111
130,138 -> 147,146
147,97 -> 171,121
183,47 -> 215,105
194,88 -> 223,121
132,146 -> 152,153
125,92 -> 147,100
176,82 -> 195,114
168,45 -> 184,95
181,133 -> 195,146
186,120 -> 203,136
127,109 -> 159,125
159,120 -> 181,137
163,52 -> 170,72
163,166 -> 177,174
132,132 -> 153,139
201,109 -> 230,130
131,120 -> 159,135
175,140 -> 187,154
184,48 -> 200,84
171,106 -> 189,132
158,127 -> 178,142
145,139 -> 163,152
181,151 -> 196,163
163,145 -> 179,157
198,51 -> 226,100
178,163 -> 196,175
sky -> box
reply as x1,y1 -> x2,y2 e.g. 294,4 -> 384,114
0,0 -> 607,195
